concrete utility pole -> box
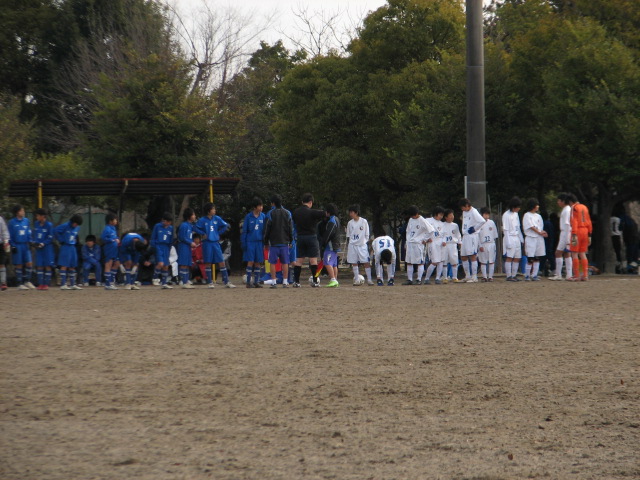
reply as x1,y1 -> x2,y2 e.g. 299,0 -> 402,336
466,0 -> 487,208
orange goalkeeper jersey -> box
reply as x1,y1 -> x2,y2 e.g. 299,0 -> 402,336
571,203 -> 592,234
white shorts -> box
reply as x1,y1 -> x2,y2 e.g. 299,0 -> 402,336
347,244 -> 370,264
443,243 -> 459,265
428,241 -> 444,264
478,242 -> 497,264
460,234 -> 478,257
405,242 -> 425,264
556,230 -> 570,252
525,236 -> 546,258
503,237 -> 522,258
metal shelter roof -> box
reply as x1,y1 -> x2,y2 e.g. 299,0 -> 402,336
8,177 -> 240,198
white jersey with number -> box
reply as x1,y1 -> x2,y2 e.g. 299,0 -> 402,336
373,236 -> 395,260
406,216 -> 434,243
478,219 -> 498,244
346,217 -> 370,246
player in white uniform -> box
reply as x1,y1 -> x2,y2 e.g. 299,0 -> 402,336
522,198 -> 548,281
502,197 -> 524,282
372,234 -> 396,286
477,207 -> 498,282
346,204 -> 373,285
549,193 -> 573,280
424,207 -> 446,285
441,209 -> 462,283
403,205 -> 435,285
458,198 -> 486,283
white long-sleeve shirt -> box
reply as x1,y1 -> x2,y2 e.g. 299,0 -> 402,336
502,210 -> 523,249
462,207 -> 486,235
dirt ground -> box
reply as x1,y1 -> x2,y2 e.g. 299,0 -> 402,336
1,274 -> 639,480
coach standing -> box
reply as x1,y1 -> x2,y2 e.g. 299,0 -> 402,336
292,193 -> 326,288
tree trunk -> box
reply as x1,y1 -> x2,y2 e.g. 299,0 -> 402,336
594,186 -> 615,273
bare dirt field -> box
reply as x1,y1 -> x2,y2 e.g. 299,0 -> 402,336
1,274 -> 639,480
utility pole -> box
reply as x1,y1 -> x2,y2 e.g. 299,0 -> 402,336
466,0 -> 487,208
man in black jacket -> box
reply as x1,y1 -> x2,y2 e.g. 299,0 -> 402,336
292,193 -> 326,287
263,195 -> 294,288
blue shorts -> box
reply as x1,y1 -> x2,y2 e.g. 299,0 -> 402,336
11,243 -> 32,265
155,244 -> 170,265
120,248 -> 140,265
35,245 -> 55,268
83,259 -> 101,270
323,249 -> 339,267
177,243 -> 192,267
243,241 -> 264,263
103,243 -> 120,262
202,241 -> 224,264
58,245 -> 78,268
268,245 -> 290,265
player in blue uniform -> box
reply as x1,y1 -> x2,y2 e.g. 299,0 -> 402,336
54,214 -> 83,290
8,205 -> 35,290
119,232 -> 147,290
195,203 -> 235,288
100,213 -> 120,289
32,208 -> 55,290
150,213 -> 174,289
241,197 -> 266,288
177,208 -> 197,289
81,235 -> 102,286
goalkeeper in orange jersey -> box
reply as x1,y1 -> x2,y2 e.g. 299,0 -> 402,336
567,194 -> 592,281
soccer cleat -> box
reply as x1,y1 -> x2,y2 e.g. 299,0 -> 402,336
580,276 -> 588,282
253,283 -> 263,288
326,279 -> 339,288
567,277 -> 580,282
311,281 -> 320,288
152,278 -> 161,286
70,285 -> 83,290
104,284 -> 118,290
95,282 -> 103,287
532,276 -> 541,282
441,278 -> 448,284
292,282 -> 301,288
60,285 -> 71,290
0,283 -> 7,291
17,284 -> 30,290
376,279 -> 384,286
387,278 -> 395,286
24,281 -> 36,289
207,283 -> 215,289
452,278 -> 461,283
481,277 -> 488,282
548,275 -> 562,281
466,277 -> 478,283
270,283 -> 278,289
435,279 -> 442,285
131,284 -> 140,290
282,283 -> 289,288
225,283 -> 236,288
367,280 -> 375,286
246,282 -> 254,288
182,283 -> 195,289
524,276 -> 531,281
162,284 -> 173,289
124,284 -> 133,290
423,279 -> 431,285
83,282 -> 90,287
488,278 -> 494,282
402,280 -> 413,285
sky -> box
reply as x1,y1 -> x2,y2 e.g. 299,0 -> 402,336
174,0 -> 389,53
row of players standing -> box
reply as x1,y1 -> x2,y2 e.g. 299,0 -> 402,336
0,203 -> 235,290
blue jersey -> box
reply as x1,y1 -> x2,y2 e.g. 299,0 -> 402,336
8,217 -> 31,245
195,215 -> 228,242
150,222 -> 174,247
178,221 -> 194,245
101,224 -> 119,248
82,243 -> 102,262
242,212 -> 266,247
54,221 -> 80,245
33,220 -> 54,246
121,233 -> 144,250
